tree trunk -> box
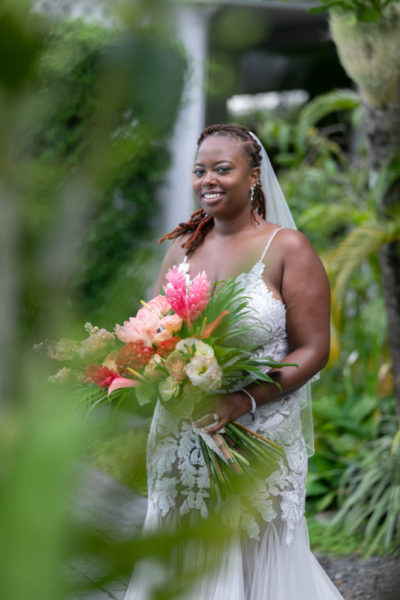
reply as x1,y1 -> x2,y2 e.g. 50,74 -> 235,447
362,100 -> 400,415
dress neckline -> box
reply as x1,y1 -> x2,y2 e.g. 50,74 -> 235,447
179,226 -> 286,309
178,257 -> 285,310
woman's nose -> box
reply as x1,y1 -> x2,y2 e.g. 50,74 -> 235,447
202,170 -> 217,187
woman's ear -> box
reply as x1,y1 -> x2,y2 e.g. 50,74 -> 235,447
251,166 -> 261,186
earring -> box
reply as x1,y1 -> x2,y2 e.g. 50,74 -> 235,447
250,184 -> 256,205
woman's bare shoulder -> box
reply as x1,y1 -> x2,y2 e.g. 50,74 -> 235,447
274,227 -> 316,257
277,228 -> 329,289
161,234 -> 190,266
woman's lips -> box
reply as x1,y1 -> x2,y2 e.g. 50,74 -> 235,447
201,191 -> 226,204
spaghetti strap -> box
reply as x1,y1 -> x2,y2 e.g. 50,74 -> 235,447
260,226 -> 285,262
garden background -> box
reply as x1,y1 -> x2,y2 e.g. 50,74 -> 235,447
0,0 -> 399,599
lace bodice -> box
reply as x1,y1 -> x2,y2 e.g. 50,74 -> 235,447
145,228 -> 308,545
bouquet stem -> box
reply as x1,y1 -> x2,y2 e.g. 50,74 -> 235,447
198,422 -> 284,505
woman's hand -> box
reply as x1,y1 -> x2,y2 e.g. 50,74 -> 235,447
193,392 -> 252,434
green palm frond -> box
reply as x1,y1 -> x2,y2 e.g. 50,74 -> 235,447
326,219 -> 400,323
72,383 -> 133,412
198,278 -> 257,343
71,383 -> 106,410
296,89 -> 360,154
297,202 -> 366,233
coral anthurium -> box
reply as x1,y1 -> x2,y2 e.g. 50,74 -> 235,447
107,376 -> 141,397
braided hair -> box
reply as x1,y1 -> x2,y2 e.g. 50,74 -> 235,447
159,124 -> 266,255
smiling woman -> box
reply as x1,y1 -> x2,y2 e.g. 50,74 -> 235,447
193,136 -> 259,217
125,125 -> 342,600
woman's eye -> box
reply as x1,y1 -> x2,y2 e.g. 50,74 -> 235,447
216,167 -> 230,174
193,168 -> 204,176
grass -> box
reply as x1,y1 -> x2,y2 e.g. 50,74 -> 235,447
307,515 -> 396,557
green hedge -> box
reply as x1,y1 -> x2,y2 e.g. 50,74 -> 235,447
23,19 -> 187,328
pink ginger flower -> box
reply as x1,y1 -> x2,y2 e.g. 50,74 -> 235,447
164,266 -> 211,326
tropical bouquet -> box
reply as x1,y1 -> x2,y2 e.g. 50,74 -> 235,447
36,263 -> 289,500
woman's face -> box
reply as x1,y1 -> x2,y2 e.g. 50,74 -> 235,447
192,135 -> 259,220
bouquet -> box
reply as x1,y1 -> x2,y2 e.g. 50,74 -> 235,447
37,263 -> 291,501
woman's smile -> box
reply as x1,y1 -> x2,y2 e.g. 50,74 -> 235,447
201,190 -> 226,205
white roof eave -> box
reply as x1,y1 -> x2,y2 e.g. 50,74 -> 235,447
175,0 -> 318,10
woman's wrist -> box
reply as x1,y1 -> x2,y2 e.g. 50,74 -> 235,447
243,378 -> 282,410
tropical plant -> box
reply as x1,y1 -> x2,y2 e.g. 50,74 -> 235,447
317,0 -> 400,415
331,422 -> 400,555
276,0 -> 400,417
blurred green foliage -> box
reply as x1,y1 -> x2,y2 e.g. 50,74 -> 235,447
0,3 -> 227,599
90,424 -> 148,495
0,378 -> 86,600
20,17 -> 187,331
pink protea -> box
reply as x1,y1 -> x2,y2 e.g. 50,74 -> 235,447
146,295 -> 171,317
153,314 -> 184,344
115,295 -> 183,346
115,310 -> 160,346
164,266 -> 211,326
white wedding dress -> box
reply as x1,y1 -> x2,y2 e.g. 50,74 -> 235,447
125,229 -> 344,600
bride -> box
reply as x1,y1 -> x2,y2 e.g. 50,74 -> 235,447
125,124 -> 344,599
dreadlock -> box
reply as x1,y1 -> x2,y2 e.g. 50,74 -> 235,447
158,124 -> 266,255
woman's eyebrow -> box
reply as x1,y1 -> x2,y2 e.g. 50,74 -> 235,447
194,160 -> 234,167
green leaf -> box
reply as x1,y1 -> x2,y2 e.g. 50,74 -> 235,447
358,8 -> 381,21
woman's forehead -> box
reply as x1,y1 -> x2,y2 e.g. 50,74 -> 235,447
195,134 -> 245,163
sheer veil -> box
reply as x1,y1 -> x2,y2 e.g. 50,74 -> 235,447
250,131 -> 314,457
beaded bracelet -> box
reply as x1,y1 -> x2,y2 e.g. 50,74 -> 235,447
238,388 -> 257,417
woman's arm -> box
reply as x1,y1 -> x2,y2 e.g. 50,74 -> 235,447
204,230 -> 330,432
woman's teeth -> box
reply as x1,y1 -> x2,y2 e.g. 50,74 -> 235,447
203,192 -> 223,199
